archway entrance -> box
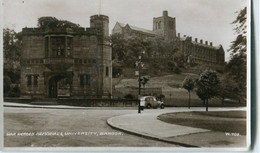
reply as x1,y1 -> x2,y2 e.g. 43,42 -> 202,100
48,74 -> 72,98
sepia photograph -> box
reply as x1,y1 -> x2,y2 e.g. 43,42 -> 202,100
2,0 -> 250,151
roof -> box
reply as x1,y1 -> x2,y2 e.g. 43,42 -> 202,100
116,22 -> 157,35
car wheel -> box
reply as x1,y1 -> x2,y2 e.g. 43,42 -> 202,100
160,104 -> 165,109
147,104 -> 151,109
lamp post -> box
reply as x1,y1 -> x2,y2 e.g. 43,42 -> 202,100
135,51 -> 145,113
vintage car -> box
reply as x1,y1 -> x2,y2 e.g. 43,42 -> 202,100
140,96 -> 165,109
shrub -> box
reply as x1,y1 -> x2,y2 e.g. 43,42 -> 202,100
124,94 -> 135,99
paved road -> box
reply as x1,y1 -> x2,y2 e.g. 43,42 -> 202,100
4,107 -> 179,147
4,106 -> 247,147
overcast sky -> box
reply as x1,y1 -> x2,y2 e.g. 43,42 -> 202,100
3,0 -> 247,61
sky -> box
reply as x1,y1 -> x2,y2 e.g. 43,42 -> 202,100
3,0 -> 247,61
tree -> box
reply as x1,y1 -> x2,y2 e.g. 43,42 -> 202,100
182,76 -> 194,109
110,33 -> 128,60
196,69 -> 219,112
3,28 -> 22,61
217,74 -> 239,104
229,7 -> 246,56
140,77 -> 149,94
225,7 -> 247,103
3,28 -> 22,97
196,86 -> 207,105
37,17 -> 81,30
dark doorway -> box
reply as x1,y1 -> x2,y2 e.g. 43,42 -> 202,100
48,74 -> 72,98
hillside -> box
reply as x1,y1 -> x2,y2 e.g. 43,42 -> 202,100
112,72 -> 225,106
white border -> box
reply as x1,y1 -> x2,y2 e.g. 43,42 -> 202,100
0,0 -> 252,152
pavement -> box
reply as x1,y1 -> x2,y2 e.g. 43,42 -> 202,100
107,107 -> 247,148
3,102 -> 136,110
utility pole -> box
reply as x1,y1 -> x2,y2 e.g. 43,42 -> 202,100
136,51 -> 145,114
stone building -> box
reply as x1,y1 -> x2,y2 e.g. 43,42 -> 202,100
177,35 -> 225,65
20,15 -> 112,99
112,10 -> 225,65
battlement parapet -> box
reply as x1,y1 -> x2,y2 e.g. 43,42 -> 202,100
22,27 -> 98,35
177,33 -> 218,49
90,14 -> 109,21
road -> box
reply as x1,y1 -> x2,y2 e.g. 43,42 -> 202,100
4,106 -> 246,147
4,106 -> 177,147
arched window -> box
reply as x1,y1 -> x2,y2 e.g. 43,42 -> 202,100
158,21 -> 161,29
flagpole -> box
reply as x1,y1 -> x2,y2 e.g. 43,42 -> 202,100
98,0 -> 101,15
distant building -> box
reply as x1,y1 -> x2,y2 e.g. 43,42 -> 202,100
177,35 -> 225,65
112,10 -> 225,65
112,22 -> 157,39
20,15 -> 112,99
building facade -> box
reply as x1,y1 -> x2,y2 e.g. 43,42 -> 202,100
20,15 -> 112,99
112,10 -> 225,65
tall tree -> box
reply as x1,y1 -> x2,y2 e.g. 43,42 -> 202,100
182,75 -> 194,109
196,69 -> 219,112
226,7 -> 247,103
3,28 -> 22,97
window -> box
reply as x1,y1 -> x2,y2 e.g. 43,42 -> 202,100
86,75 -> 90,86
45,37 -> 49,57
50,36 -> 65,57
106,67 -> 109,77
67,37 -> 73,56
158,21 -> 161,29
33,75 -> 38,86
80,75 -> 84,87
27,75 -> 32,87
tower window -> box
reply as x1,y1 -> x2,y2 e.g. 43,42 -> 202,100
86,75 -> 90,86
80,75 -> 84,87
27,75 -> 32,87
158,21 -> 161,29
106,67 -> 109,77
33,75 -> 38,86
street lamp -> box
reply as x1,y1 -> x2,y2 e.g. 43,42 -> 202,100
135,51 -> 145,113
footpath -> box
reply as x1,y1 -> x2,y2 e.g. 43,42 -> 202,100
107,109 -> 247,148
3,102 -> 136,110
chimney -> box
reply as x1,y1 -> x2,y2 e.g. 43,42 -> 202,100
200,39 -> 203,44
163,10 -> 168,17
178,33 -> 180,38
205,41 -> 208,45
210,42 -> 213,46
195,38 -> 198,42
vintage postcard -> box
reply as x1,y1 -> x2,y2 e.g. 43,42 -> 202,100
1,0 -> 250,152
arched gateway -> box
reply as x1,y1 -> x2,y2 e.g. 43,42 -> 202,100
20,15 -> 112,99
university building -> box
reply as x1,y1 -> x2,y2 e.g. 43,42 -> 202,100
112,10 -> 225,65
20,15 -> 112,99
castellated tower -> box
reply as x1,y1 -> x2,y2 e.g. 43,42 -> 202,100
153,11 -> 176,41
90,15 -> 112,97
90,15 -> 109,37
